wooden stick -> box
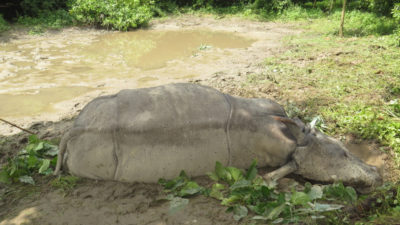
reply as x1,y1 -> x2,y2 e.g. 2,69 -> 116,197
0,118 -> 36,135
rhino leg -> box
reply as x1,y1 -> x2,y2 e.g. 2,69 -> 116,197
54,129 -> 83,175
263,160 -> 298,181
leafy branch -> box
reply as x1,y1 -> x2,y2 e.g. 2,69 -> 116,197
0,135 -> 59,185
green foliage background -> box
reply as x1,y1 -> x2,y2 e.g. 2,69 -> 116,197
1,0 -> 399,32
0,14 -> 9,32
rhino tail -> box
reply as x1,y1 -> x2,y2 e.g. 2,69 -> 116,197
54,129 -> 73,175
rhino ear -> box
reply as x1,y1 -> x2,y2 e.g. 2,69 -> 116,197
274,116 -> 308,145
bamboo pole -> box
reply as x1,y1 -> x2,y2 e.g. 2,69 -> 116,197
0,118 -> 36,135
339,0 -> 347,37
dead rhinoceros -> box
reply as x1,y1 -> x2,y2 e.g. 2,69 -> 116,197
54,83 -> 382,193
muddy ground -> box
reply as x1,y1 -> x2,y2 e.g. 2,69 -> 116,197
0,15 -> 390,225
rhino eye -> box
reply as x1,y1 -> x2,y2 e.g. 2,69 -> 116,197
342,151 -> 349,158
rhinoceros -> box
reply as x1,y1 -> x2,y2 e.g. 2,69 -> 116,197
54,83 -> 382,193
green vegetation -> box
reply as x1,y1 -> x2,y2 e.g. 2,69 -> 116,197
17,9 -> 74,34
160,161 -> 400,223
0,135 -> 58,185
244,30 -> 400,164
0,14 -> 9,32
69,0 -> 153,30
2,0 -> 399,34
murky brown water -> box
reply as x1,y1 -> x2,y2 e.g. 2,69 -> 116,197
0,29 -> 254,118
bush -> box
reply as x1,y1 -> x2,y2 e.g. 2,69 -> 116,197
70,0 -> 153,31
252,0 -> 292,13
320,10 -> 397,36
17,9 -> 74,30
277,5 -> 324,20
0,14 -> 9,32
365,0 -> 400,16
343,10 -> 397,36
20,0 -> 70,17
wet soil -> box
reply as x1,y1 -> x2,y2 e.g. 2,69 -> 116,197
0,15 -> 393,225
0,15 -> 296,135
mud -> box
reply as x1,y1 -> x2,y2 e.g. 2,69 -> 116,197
0,15 -> 393,225
0,15 -> 294,135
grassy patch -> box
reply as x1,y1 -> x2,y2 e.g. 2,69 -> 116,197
245,31 -> 400,163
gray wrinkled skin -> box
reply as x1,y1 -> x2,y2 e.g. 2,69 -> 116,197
55,83 -> 382,193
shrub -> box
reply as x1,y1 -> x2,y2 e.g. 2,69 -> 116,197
344,10 -> 397,36
20,0 -> 70,17
70,0 -> 154,31
0,14 -> 9,32
278,5 -> 324,20
252,0 -> 292,13
17,9 -> 74,30
365,0 -> 400,16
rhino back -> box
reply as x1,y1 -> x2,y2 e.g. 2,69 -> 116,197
66,83 -> 231,182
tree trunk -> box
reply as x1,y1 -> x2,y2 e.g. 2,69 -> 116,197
339,0 -> 347,37
329,0 -> 334,14
313,0 -> 317,8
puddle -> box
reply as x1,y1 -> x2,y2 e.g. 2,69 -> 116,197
0,87 -> 93,117
87,30 -> 253,70
0,29 -> 254,118
346,142 -> 386,174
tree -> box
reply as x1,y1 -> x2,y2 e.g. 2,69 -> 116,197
329,0 -> 335,14
339,0 -> 347,37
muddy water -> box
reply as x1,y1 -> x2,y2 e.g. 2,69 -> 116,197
0,30 -> 254,118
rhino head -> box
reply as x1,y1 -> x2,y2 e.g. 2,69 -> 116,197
268,117 -> 383,193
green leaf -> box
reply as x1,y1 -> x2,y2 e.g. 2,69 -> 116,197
313,203 -> 343,212
169,197 -> 189,214
18,175 -> 35,184
245,159 -> 257,181
221,195 -> 242,206
215,161 -> 227,180
307,185 -> 323,200
33,142 -> 44,152
39,159 -> 50,174
304,182 -> 312,193
230,179 -> 252,190
252,215 -> 269,220
345,186 -> 357,202
226,167 -> 244,183
291,191 -> 311,205
206,171 -> 219,182
210,183 -> 226,200
232,205 -> 248,221
28,135 -> 39,144
27,155 -> 39,168
0,170 -> 11,184
261,185 -> 272,197
179,181 -> 203,197
266,203 -> 286,220
43,144 -> 58,156
41,168 -> 53,175
179,170 -> 189,179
